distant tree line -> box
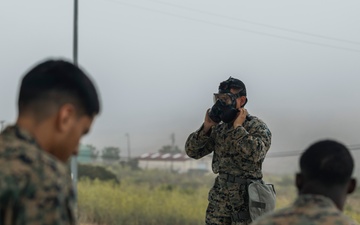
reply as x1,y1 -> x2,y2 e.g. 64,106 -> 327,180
84,144 -> 121,160
83,143 -> 183,161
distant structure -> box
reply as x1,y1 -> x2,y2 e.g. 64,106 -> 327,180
0,120 -> 5,132
138,152 -> 212,173
77,145 -> 95,164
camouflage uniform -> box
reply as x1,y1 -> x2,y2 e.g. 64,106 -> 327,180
185,115 -> 272,225
251,194 -> 359,225
0,126 -> 75,225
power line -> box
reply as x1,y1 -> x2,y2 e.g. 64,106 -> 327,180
145,0 -> 360,46
348,144 -> 360,149
100,0 -> 360,54
267,146 -> 360,158
266,150 -> 303,158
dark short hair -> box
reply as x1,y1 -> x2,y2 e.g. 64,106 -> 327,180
18,59 -> 100,117
219,77 -> 247,96
300,140 -> 354,185
219,77 -> 248,107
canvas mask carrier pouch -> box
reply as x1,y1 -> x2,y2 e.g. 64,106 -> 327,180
220,174 -> 276,221
247,179 -> 276,221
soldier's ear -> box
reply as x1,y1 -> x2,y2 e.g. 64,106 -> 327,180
295,173 -> 303,192
237,96 -> 247,108
55,103 -> 77,133
347,178 -> 356,194
240,96 -> 247,108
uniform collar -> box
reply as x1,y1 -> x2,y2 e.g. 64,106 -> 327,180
294,194 -> 338,210
2,125 -> 40,147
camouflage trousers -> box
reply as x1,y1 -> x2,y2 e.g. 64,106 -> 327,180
206,176 -> 252,225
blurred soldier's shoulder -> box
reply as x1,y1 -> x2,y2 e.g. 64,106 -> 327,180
0,126 -> 71,192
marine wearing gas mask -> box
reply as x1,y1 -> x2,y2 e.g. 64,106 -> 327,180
209,77 -> 248,123
185,76 -> 272,225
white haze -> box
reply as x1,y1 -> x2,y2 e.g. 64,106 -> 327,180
1,0 -> 359,176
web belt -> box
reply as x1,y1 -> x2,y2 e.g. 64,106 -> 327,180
219,173 -> 248,184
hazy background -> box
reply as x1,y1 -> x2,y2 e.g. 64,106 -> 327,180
1,0 -> 359,176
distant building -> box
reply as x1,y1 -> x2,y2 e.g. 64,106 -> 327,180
77,144 -> 97,164
138,152 -> 212,173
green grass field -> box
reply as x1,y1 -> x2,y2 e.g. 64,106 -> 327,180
77,167 -> 360,225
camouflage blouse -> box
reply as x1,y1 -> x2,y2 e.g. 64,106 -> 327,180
252,194 -> 358,225
185,114 -> 272,179
0,126 -> 75,225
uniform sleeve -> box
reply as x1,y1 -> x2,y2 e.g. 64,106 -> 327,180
230,119 -> 272,163
50,167 -> 76,225
40,173 -> 76,225
185,124 -> 216,159
0,174 -> 19,225
64,183 -> 76,225
29,161 -> 76,225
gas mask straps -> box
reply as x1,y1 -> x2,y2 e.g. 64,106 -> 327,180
213,93 -> 233,105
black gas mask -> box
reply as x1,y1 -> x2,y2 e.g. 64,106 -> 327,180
209,93 -> 242,123
208,77 -> 247,123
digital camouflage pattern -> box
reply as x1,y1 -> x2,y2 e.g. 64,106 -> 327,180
251,194 -> 359,225
205,175 -> 252,225
0,126 -> 75,225
185,115 -> 272,225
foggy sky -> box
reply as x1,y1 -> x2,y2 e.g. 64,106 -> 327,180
1,0 -> 360,174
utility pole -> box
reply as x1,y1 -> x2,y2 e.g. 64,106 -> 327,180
0,120 -> 5,132
170,133 -> 175,151
170,133 -> 175,172
125,133 -> 131,161
73,0 -> 78,66
70,0 -> 79,208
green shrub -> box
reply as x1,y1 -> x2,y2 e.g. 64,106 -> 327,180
78,164 -> 120,183
77,168 -> 360,225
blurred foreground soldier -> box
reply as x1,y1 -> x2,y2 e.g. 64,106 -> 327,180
0,59 -> 100,225
185,77 -> 273,225
252,140 -> 358,225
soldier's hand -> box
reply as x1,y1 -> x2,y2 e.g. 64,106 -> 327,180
203,109 -> 218,133
233,108 -> 248,129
